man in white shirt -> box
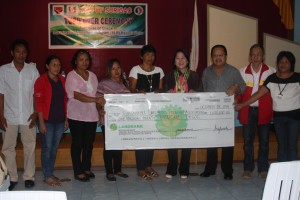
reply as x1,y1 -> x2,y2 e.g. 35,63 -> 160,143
0,39 -> 39,190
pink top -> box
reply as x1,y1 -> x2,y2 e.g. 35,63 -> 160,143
65,70 -> 99,122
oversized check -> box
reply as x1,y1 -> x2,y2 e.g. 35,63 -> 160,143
104,93 -> 234,150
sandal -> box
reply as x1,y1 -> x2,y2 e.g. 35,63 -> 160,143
137,171 -> 152,180
44,177 -> 61,186
146,167 -> 159,177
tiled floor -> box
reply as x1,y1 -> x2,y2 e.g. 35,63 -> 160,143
9,163 -> 266,200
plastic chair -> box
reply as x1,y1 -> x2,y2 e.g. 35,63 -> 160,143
0,191 -> 67,200
262,161 -> 300,200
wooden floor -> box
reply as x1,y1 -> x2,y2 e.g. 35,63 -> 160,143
1,127 -> 299,169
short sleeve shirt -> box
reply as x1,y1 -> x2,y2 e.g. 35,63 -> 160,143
65,70 -> 99,122
0,62 -> 39,125
129,65 -> 164,93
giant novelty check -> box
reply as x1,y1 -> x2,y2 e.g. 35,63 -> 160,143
104,93 -> 234,150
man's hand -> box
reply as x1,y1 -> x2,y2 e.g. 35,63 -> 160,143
28,112 -> 38,129
0,115 -> 7,131
226,84 -> 240,96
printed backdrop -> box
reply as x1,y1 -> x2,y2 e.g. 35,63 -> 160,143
49,3 -> 147,49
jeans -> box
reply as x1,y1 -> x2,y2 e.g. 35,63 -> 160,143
68,119 -> 97,175
242,108 -> 270,172
166,148 -> 191,176
273,116 -> 300,162
41,122 -> 64,179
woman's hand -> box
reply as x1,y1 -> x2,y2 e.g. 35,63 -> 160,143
95,97 -> 106,106
39,121 -> 47,134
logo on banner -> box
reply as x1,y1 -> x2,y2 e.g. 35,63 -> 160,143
53,5 -> 64,15
155,105 -> 187,137
134,6 -> 144,15
67,5 -> 79,15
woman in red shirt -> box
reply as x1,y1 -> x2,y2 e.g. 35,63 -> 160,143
34,55 -> 68,186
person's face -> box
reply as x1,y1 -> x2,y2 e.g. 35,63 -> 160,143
141,52 -> 155,65
11,44 -> 28,65
277,56 -> 291,73
75,53 -> 90,70
110,62 -> 122,80
47,58 -> 61,77
211,47 -> 227,67
249,47 -> 264,66
175,52 -> 188,71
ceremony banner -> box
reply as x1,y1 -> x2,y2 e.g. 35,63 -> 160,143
48,3 -> 147,49
104,93 -> 234,150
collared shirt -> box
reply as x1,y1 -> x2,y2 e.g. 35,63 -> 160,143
0,61 -> 39,125
250,64 -> 262,107
202,63 -> 246,93
65,70 -> 99,122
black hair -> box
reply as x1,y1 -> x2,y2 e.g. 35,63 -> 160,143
172,49 -> 190,70
106,58 -> 128,88
11,39 -> 29,52
45,55 -> 60,65
140,44 -> 156,57
71,49 -> 91,68
276,51 -> 296,72
210,44 -> 227,57
106,58 -> 121,78
249,44 -> 265,55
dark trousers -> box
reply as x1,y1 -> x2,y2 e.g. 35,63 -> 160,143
204,147 -> 233,175
242,108 -> 270,172
101,125 -> 122,174
166,148 -> 191,176
274,116 -> 300,162
68,119 -> 97,175
135,150 -> 154,171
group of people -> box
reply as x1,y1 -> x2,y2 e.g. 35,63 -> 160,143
0,39 -> 299,191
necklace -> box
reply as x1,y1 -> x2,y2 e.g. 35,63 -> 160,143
278,83 -> 288,96
174,68 -> 190,93
146,74 -> 153,92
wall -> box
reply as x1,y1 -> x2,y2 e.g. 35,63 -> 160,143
0,0 -> 287,79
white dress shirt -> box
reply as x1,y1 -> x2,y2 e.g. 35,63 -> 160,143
0,61 -> 39,125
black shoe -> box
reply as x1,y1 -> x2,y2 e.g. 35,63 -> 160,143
115,172 -> 129,178
106,174 -> 116,181
9,181 -> 18,191
24,180 -> 35,188
224,174 -> 233,180
84,171 -> 95,179
200,171 -> 215,177
74,174 -> 90,182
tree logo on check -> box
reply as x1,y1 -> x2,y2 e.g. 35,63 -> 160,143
155,105 -> 187,137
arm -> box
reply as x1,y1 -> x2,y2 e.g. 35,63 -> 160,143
129,77 -> 145,93
28,97 -> 38,128
37,112 -> 46,134
0,94 -> 7,131
154,78 -> 164,93
74,91 -> 105,105
235,86 -> 269,111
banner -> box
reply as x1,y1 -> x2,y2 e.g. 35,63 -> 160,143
48,3 -> 147,49
104,93 -> 234,150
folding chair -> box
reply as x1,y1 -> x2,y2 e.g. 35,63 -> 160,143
0,191 -> 67,200
262,161 -> 300,200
